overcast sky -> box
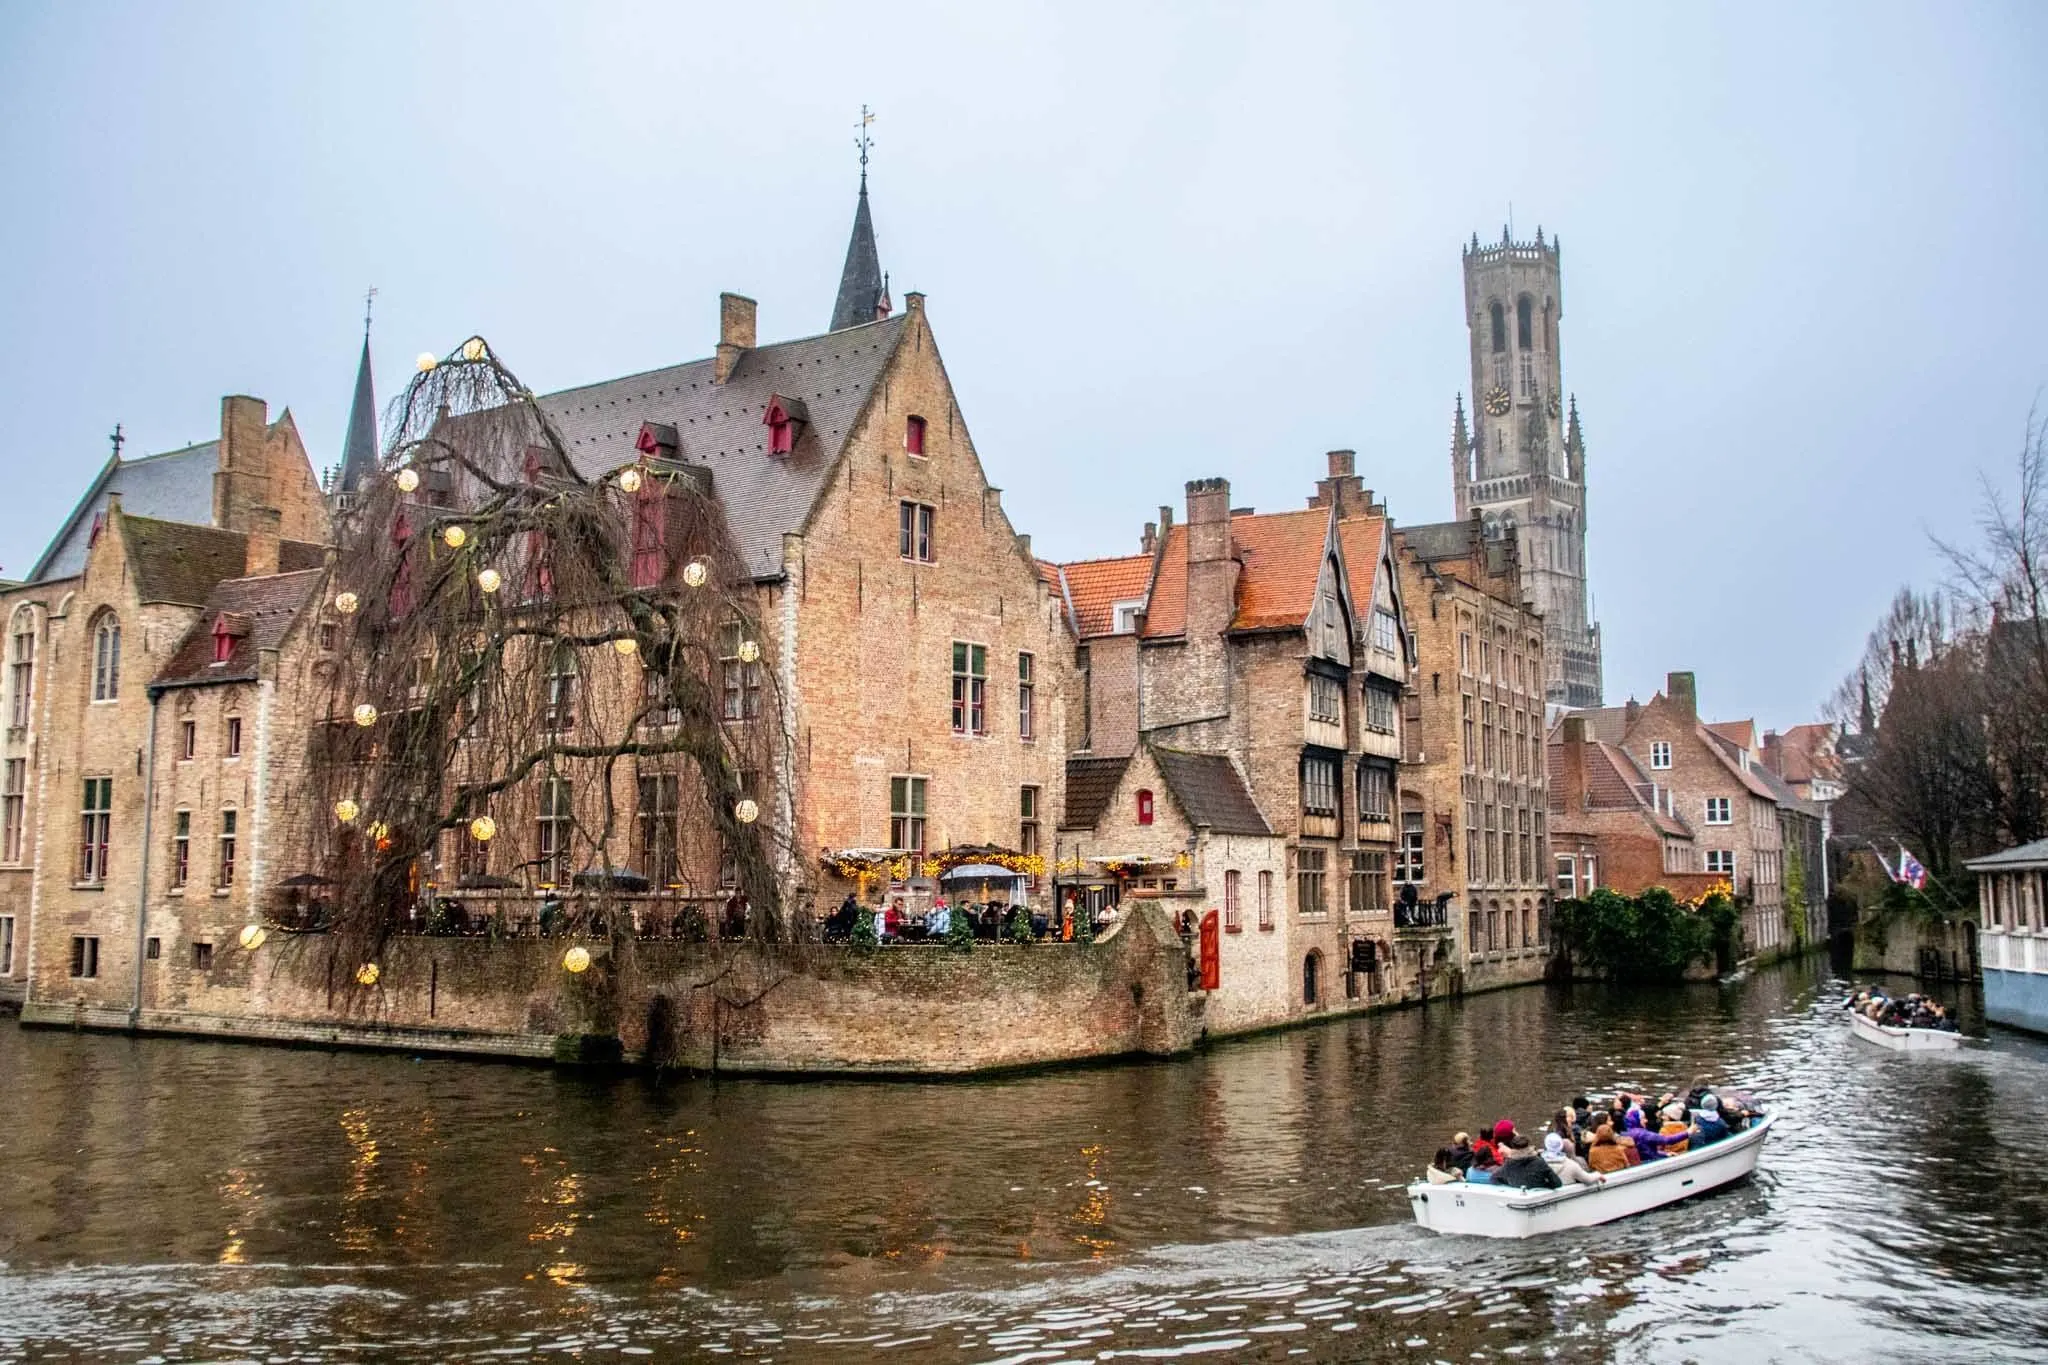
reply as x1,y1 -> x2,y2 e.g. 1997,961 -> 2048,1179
3,2 -> 2043,728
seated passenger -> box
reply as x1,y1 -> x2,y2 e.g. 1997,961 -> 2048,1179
1624,1107 -> 1688,1162
1585,1122 -> 1631,1174
1491,1136 -> 1563,1190
1542,1132 -> 1603,1186
1690,1092 -> 1731,1146
1657,1103 -> 1692,1156
1469,1130 -> 1501,1170
1450,1131 -> 1475,1172
1428,1145 -> 1464,1185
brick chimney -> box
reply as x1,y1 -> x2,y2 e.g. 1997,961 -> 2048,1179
1666,670 -> 1698,721
1557,715 -> 1591,812
1185,477 -> 1235,640
1141,521 -> 1157,556
714,292 -> 757,385
213,395 -> 278,534
1309,449 -> 1367,517
243,506 -> 282,577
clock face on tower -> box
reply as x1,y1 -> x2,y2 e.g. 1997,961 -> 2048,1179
1483,384 -> 1511,417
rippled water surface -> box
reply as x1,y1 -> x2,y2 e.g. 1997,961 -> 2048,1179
4,956 -> 2047,1363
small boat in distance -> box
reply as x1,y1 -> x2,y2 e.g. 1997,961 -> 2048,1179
1406,1117 -> 1774,1240
1848,1009 -> 1963,1053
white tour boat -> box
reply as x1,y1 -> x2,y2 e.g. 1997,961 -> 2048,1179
1847,1009 -> 1963,1052
1406,1116 -> 1775,1239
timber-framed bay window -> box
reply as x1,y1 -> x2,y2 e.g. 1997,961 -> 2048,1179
1296,846 -> 1328,917
1300,752 -> 1340,835
720,623 -> 761,722
1356,760 -> 1393,824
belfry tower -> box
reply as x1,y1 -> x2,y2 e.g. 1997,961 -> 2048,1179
1450,227 -> 1603,708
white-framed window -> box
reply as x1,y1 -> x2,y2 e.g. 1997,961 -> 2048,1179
1308,674 -> 1342,725
950,642 -> 987,736
1705,796 -> 1732,825
1,757 -> 23,863
1555,854 -> 1577,898
1224,868 -> 1242,931
537,777 -> 572,886
1705,849 -> 1735,876
216,809 -> 237,887
224,715 -> 242,759
1257,870 -> 1274,929
1018,653 -> 1036,740
91,612 -> 121,702
890,775 -> 927,852
898,500 -> 935,563
1356,761 -> 1391,822
8,609 -> 35,729
1650,741 -> 1672,770
1372,610 -> 1398,655
1111,599 -> 1144,635
79,776 -> 111,883
1397,811 -> 1425,882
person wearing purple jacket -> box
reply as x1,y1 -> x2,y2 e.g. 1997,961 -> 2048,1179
1623,1107 -> 1691,1162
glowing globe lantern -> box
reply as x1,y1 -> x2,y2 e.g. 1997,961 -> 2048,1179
238,925 -> 267,951
442,524 -> 467,549
736,640 -> 760,664
416,352 -> 438,372
462,337 -> 487,362
477,567 -> 502,594
682,561 -> 709,588
617,467 -> 643,494
395,468 -> 420,493
334,798 -> 360,824
735,799 -> 760,825
469,815 -> 496,842
353,703 -> 378,728
562,946 -> 592,974
356,962 -> 381,986
334,591 -> 360,616
614,637 -> 638,656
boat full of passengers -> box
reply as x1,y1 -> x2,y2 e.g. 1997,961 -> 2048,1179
1407,1083 -> 1771,1240
1844,987 -> 1963,1052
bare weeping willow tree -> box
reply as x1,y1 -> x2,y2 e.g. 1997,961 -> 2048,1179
278,338 -> 797,974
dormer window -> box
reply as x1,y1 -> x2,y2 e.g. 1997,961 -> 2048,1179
905,415 -> 927,456
1137,789 -> 1154,825
763,396 -> 809,456
1111,599 -> 1146,635
209,616 -> 240,665
636,421 -> 679,463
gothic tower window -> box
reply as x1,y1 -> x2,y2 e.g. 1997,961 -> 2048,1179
1517,296 -> 1533,350
1489,301 -> 1506,354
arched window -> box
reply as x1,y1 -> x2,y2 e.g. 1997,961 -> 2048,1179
90,612 -> 120,702
8,608 -> 35,729
1136,788 -> 1154,825
1303,950 -> 1322,1005
1489,301 -> 1506,354
1517,296 -> 1533,350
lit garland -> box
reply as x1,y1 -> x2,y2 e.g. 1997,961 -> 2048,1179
819,847 -> 1046,884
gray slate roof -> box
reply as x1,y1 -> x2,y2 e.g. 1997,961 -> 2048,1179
1063,756 -> 1131,831
154,569 -> 324,689
1395,518 -> 1479,563
829,183 -> 885,332
1150,746 -> 1274,836
538,315 -> 907,581
30,441 -> 220,582
1966,838 -> 2048,871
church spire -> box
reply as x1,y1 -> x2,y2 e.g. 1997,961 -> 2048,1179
829,107 -> 886,332
337,296 -> 379,495
1450,393 -> 1472,519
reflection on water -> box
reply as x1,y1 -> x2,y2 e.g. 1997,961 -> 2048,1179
3,957 -> 2047,1362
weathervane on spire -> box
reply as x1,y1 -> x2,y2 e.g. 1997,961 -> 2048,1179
363,286 -> 378,338
855,105 -> 875,190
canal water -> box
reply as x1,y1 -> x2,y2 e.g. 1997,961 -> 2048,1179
4,957 -> 2047,1363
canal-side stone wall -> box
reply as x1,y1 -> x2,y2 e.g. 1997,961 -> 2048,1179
1852,907 -> 1977,981
20,901 -> 1202,1075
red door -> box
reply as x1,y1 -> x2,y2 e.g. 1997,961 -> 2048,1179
1198,910 -> 1221,991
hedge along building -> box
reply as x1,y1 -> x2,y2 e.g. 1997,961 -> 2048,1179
1048,452 -> 1418,1027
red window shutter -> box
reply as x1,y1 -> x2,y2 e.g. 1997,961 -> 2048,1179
212,621 -> 232,663
389,510 -> 414,617
769,417 -> 793,455
1137,789 -> 1154,825
905,415 -> 926,455
526,529 -> 554,599
630,484 -> 666,587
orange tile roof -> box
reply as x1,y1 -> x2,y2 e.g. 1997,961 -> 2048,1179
1707,719 -> 1757,753
1141,508 -> 1333,638
1335,515 -> 1386,617
1053,553 -> 1155,639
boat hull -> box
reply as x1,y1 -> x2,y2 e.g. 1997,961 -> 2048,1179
1848,1011 -> 1961,1052
1406,1116 -> 1773,1239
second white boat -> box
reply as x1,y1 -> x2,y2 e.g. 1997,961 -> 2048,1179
1847,1010 -> 1962,1052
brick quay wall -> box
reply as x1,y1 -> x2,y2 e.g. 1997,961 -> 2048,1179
19,904 -> 1203,1075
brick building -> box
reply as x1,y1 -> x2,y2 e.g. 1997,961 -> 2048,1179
2,397 -> 329,1019
1571,672 -> 1788,954
1390,513 -> 1554,992
1547,714 -> 1707,899
1049,452 -> 1418,1027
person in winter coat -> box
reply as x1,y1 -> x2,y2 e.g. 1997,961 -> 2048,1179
1585,1123 -> 1631,1174
1690,1092 -> 1731,1146
1624,1107 -> 1689,1162
1542,1132 -> 1604,1186
1449,1132 -> 1476,1172
1492,1136 -> 1563,1190
1657,1103 -> 1692,1156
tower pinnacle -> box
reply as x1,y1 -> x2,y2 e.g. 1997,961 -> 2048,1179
337,305 -> 379,496
830,107 -> 887,333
